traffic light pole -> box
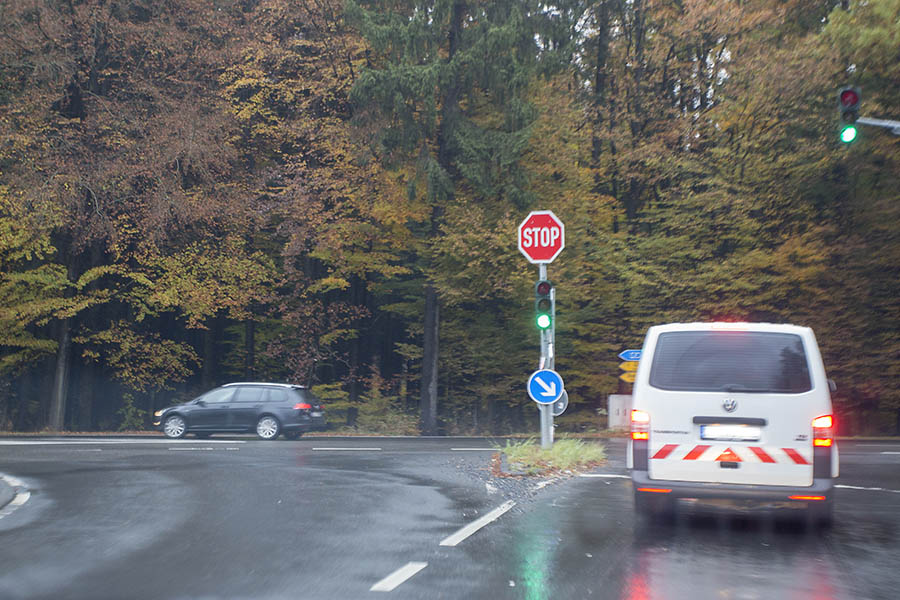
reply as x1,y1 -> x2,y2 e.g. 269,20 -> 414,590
539,264 -> 553,449
856,117 -> 900,136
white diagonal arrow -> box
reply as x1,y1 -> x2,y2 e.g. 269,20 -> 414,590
535,376 -> 557,397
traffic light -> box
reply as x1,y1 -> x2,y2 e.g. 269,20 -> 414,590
838,86 -> 860,143
535,280 -> 552,330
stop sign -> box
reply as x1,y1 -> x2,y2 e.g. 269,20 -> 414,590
518,210 -> 565,264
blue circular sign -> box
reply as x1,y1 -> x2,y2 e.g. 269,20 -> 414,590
527,369 -> 564,404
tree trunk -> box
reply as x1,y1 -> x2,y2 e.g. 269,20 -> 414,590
77,358 -> 94,430
244,320 -> 255,379
420,284 -> 439,435
48,317 -> 72,430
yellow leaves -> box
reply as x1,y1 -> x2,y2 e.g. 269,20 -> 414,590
307,276 -> 351,294
148,237 -> 276,327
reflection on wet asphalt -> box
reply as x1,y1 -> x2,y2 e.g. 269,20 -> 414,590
437,440 -> 900,600
0,438 -> 898,600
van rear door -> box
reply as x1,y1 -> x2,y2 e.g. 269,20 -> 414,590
644,331 -> 817,487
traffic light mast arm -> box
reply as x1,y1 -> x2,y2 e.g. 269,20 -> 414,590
855,116 -> 900,136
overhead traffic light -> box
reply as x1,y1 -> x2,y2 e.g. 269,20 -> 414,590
838,86 -> 860,143
534,280 -> 552,330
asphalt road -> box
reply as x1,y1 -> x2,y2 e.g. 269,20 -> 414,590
1,436 -> 898,600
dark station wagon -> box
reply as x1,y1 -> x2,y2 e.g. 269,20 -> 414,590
153,383 -> 325,440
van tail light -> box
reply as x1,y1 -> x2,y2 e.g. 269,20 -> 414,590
812,415 -> 833,447
293,403 -> 312,410
631,409 -> 650,440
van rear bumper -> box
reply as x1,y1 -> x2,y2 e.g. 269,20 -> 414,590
632,470 -> 834,501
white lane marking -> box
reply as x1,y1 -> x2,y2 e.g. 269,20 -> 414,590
0,439 -> 245,445
0,474 -> 31,520
370,562 -> 428,592
578,473 -> 630,479
168,447 -> 216,451
835,484 -> 900,494
2,475 -> 24,487
451,448 -> 496,451
439,500 -> 516,547
857,444 -> 900,447
311,447 -> 381,451
881,452 -> 900,455
534,479 -> 559,491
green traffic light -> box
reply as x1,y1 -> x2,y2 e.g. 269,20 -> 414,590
536,313 -> 551,329
840,125 -> 858,143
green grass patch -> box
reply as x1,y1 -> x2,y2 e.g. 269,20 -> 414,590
496,437 -> 606,475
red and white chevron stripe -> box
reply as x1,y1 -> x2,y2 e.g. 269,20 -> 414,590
650,444 -> 811,465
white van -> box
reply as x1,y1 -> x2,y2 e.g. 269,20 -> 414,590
628,322 -> 839,522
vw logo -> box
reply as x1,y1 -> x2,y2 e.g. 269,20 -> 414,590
723,398 -> 738,413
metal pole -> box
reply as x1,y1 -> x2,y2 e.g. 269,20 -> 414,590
856,116 -> 900,135
539,264 -> 552,449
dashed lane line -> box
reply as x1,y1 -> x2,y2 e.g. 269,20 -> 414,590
439,500 -> 516,547
312,447 -> 382,451
578,473 -> 630,479
450,448 -> 496,451
370,562 -> 429,592
168,447 -> 241,451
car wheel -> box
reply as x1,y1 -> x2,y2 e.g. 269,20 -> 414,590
283,431 -> 301,440
256,415 -> 281,440
163,415 -> 187,439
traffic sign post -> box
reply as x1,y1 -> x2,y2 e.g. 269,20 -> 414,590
519,211 -> 565,449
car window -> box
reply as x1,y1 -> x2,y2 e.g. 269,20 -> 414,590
266,388 -> 288,403
200,388 -> 235,404
291,389 -> 318,405
649,331 -> 812,393
234,387 -> 265,403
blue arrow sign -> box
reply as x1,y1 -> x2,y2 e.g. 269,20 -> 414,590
528,369 -> 564,404
618,349 -> 642,362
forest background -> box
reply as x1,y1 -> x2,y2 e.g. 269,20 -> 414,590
0,0 -> 897,435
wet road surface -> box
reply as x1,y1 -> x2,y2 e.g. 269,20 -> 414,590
1,437 -> 898,599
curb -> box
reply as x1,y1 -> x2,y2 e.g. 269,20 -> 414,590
0,476 -> 13,509
0,474 -> 30,519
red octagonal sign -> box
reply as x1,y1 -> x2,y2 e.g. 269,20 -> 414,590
518,210 -> 565,264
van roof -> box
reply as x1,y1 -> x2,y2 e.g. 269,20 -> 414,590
647,322 -> 812,336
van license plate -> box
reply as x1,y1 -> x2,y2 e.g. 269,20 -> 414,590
701,424 -> 761,441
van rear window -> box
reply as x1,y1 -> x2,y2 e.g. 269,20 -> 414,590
649,331 -> 811,393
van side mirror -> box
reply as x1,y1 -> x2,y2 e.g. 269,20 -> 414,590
828,379 -> 837,393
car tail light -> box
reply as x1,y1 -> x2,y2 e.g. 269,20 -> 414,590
631,409 -> 650,440
789,495 -> 826,501
293,403 -> 312,410
813,415 -> 834,447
